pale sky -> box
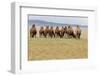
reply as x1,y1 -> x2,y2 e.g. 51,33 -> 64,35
28,15 -> 88,26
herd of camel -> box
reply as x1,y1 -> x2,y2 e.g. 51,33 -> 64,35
30,24 -> 81,39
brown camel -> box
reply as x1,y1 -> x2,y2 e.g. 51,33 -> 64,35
67,26 -> 76,38
44,26 -> 50,38
39,26 -> 45,38
49,26 -> 55,38
64,26 -> 68,38
30,24 -> 37,38
55,26 -> 61,38
75,25 -> 81,39
60,26 -> 65,38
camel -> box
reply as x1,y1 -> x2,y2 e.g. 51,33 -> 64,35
67,26 -> 76,38
49,26 -> 55,38
75,25 -> 81,39
39,26 -> 45,38
30,24 -> 37,38
60,26 -> 65,38
55,26 -> 61,38
44,26 -> 50,38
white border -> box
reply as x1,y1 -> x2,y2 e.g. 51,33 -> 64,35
11,2 -> 97,74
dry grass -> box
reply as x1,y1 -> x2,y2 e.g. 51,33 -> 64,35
28,28 -> 88,60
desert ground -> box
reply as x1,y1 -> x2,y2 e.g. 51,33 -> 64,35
28,26 -> 88,61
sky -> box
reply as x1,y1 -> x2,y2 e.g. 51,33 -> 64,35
28,15 -> 88,26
